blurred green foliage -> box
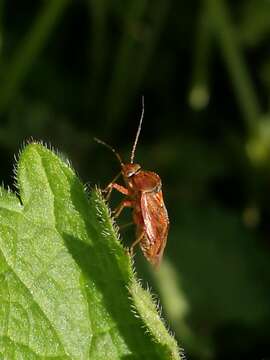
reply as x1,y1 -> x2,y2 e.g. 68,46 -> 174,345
1,0 -> 270,359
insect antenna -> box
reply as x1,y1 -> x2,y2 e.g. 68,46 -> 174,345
94,137 -> 124,166
130,96 -> 144,164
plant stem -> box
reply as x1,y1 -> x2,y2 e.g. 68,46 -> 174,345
205,0 -> 261,133
0,0 -> 4,62
87,0 -> 107,115
104,0 -> 147,135
104,0 -> 169,136
189,5 -> 212,110
0,0 -> 69,114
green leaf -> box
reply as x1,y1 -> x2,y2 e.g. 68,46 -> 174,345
0,143 -> 181,359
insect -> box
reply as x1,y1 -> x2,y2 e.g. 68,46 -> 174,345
95,99 -> 169,267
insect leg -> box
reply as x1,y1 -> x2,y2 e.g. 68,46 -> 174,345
105,183 -> 130,201
119,222 -> 134,230
103,172 -> 121,199
113,199 -> 133,218
104,181 -> 129,200
129,231 -> 145,256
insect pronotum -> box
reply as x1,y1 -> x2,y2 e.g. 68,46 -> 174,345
95,98 -> 169,267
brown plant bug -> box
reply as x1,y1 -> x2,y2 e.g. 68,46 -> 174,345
95,98 -> 169,267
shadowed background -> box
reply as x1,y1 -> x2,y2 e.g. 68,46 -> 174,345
1,1 -> 270,359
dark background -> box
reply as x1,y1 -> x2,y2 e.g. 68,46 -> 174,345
2,1 -> 270,359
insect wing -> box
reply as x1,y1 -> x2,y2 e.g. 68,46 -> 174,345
140,190 -> 169,265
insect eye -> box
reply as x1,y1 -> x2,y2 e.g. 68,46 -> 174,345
123,164 -> 141,177
127,171 -> 135,178
130,165 -> 141,177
